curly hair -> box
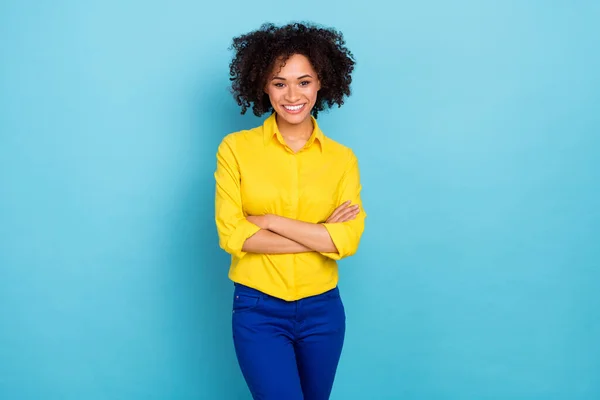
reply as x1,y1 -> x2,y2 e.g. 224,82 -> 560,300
228,22 -> 355,118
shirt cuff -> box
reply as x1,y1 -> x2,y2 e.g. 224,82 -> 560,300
320,223 -> 350,260
227,218 -> 261,259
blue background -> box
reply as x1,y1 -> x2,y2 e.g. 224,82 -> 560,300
1,1 -> 599,399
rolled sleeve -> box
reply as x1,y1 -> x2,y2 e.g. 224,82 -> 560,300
320,150 -> 366,260
214,136 -> 260,259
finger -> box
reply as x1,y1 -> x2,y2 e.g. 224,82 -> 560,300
327,208 -> 350,223
340,213 -> 358,223
339,212 -> 358,223
327,201 -> 350,222
326,214 -> 342,223
332,200 -> 351,215
334,204 -> 357,218
336,205 -> 360,222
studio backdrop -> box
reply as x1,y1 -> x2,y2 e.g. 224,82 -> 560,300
1,1 -> 599,399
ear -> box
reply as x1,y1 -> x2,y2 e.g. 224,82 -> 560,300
317,79 -> 322,91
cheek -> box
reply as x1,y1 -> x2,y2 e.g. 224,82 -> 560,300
266,89 -> 281,106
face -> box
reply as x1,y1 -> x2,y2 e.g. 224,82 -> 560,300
264,53 -> 321,127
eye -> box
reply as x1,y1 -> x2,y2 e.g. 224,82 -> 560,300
273,83 -> 285,88
300,81 -> 311,86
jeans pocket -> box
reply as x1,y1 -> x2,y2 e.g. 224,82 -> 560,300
233,293 -> 261,314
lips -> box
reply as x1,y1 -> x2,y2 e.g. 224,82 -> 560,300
283,103 -> 306,114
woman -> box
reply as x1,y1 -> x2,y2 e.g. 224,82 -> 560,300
214,22 -> 366,400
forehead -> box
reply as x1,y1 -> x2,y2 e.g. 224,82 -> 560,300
271,54 -> 316,76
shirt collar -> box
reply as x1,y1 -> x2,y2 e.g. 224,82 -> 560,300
263,113 -> 325,152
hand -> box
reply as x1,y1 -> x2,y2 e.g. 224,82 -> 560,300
247,214 -> 272,230
325,201 -> 360,223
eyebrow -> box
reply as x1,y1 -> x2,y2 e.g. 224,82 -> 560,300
272,74 -> 313,81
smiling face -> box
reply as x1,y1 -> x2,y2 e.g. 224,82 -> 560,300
264,53 -> 321,129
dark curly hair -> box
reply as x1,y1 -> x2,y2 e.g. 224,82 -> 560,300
228,22 -> 355,118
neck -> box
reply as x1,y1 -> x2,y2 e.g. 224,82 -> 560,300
276,113 -> 314,141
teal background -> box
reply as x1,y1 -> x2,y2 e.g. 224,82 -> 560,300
1,1 -> 599,399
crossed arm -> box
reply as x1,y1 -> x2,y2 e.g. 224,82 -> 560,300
243,201 -> 360,254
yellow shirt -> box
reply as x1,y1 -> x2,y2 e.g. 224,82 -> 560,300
214,113 -> 366,301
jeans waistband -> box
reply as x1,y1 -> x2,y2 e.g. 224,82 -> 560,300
233,282 -> 338,301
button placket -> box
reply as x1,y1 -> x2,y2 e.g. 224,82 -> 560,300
290,155 -> 299,219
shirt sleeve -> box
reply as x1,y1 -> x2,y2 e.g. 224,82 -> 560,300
320,150 -> 366,260
214,136 -> 261,259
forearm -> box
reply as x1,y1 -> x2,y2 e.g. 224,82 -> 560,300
242,229 -> 312,254
268,215 -> 338,253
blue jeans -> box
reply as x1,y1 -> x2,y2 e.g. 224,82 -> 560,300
232,283 -> 346,400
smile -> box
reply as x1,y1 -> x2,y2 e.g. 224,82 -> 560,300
283,104 -> 306,113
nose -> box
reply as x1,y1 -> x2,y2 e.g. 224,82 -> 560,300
285,85 -> 300,103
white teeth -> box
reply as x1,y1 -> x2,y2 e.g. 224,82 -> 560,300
284,104 -> 304,111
